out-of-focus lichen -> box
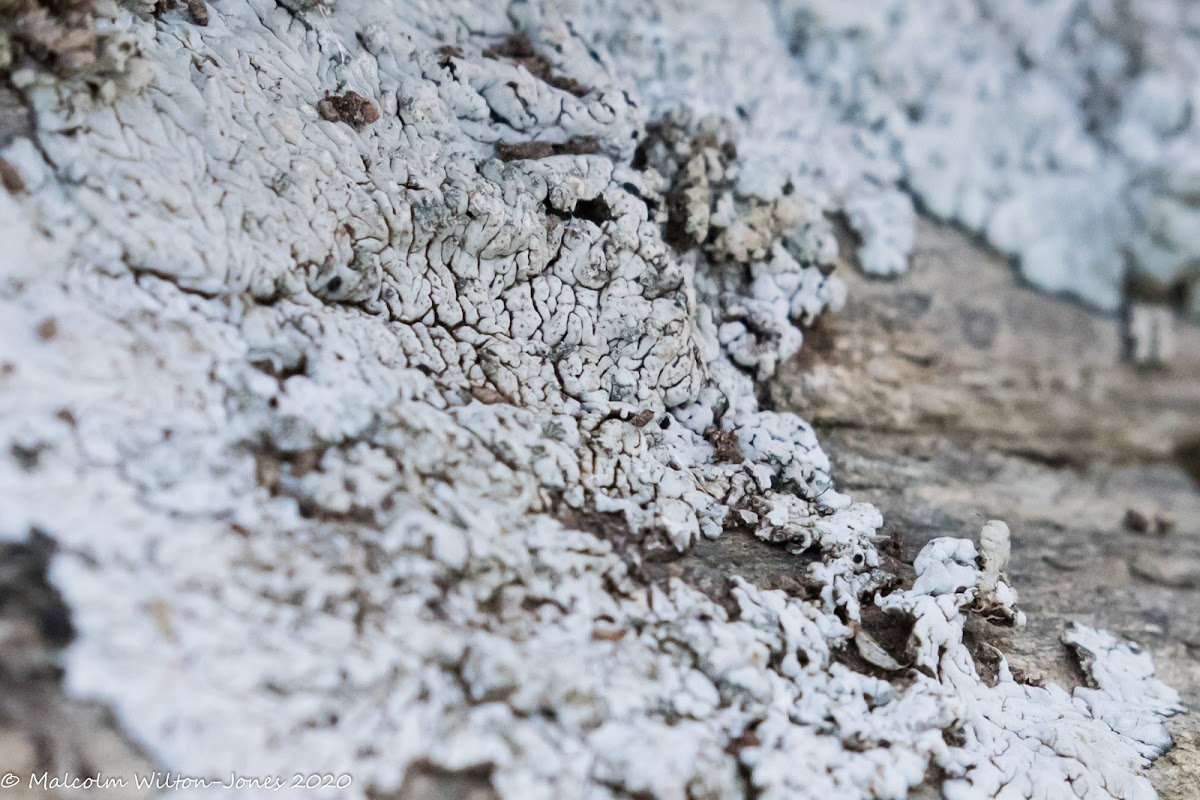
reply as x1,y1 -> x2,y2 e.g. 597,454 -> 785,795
778,0 -> 1200,318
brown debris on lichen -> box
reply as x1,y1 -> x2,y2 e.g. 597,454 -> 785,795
1123,508 -> 1150,534
187,0 -> 208,26
493,140 -> 554,161
0,156 -> 25,194
634,115 -> 744,253
704,427 -> 744,464
436,44 -> 463,67
483,33 -> 592,98
494,137 -> 599,161
317,91 -> 380,129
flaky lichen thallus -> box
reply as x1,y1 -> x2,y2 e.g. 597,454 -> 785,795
5,1 -> 1186,795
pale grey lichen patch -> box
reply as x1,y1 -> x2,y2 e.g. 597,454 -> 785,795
575,0 -> 1200,318
973,520 -> 1024,625
778,0 -> 1200,317
879,534 -> 1180,800
569,0 -> 915,282
0,0 -> 1185,798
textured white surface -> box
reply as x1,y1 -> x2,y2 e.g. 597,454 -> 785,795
0,0 -> 1184,798
779,0 -> 1200,311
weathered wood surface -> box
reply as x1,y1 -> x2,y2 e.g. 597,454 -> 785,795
778,220 -> 1200,466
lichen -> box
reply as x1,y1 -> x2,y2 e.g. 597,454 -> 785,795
878,533 -> 1180,799
778,0 -> 1200,317
0,0 -> 1184,798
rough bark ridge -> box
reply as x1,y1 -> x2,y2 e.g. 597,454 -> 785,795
0,1 -> 1188,798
